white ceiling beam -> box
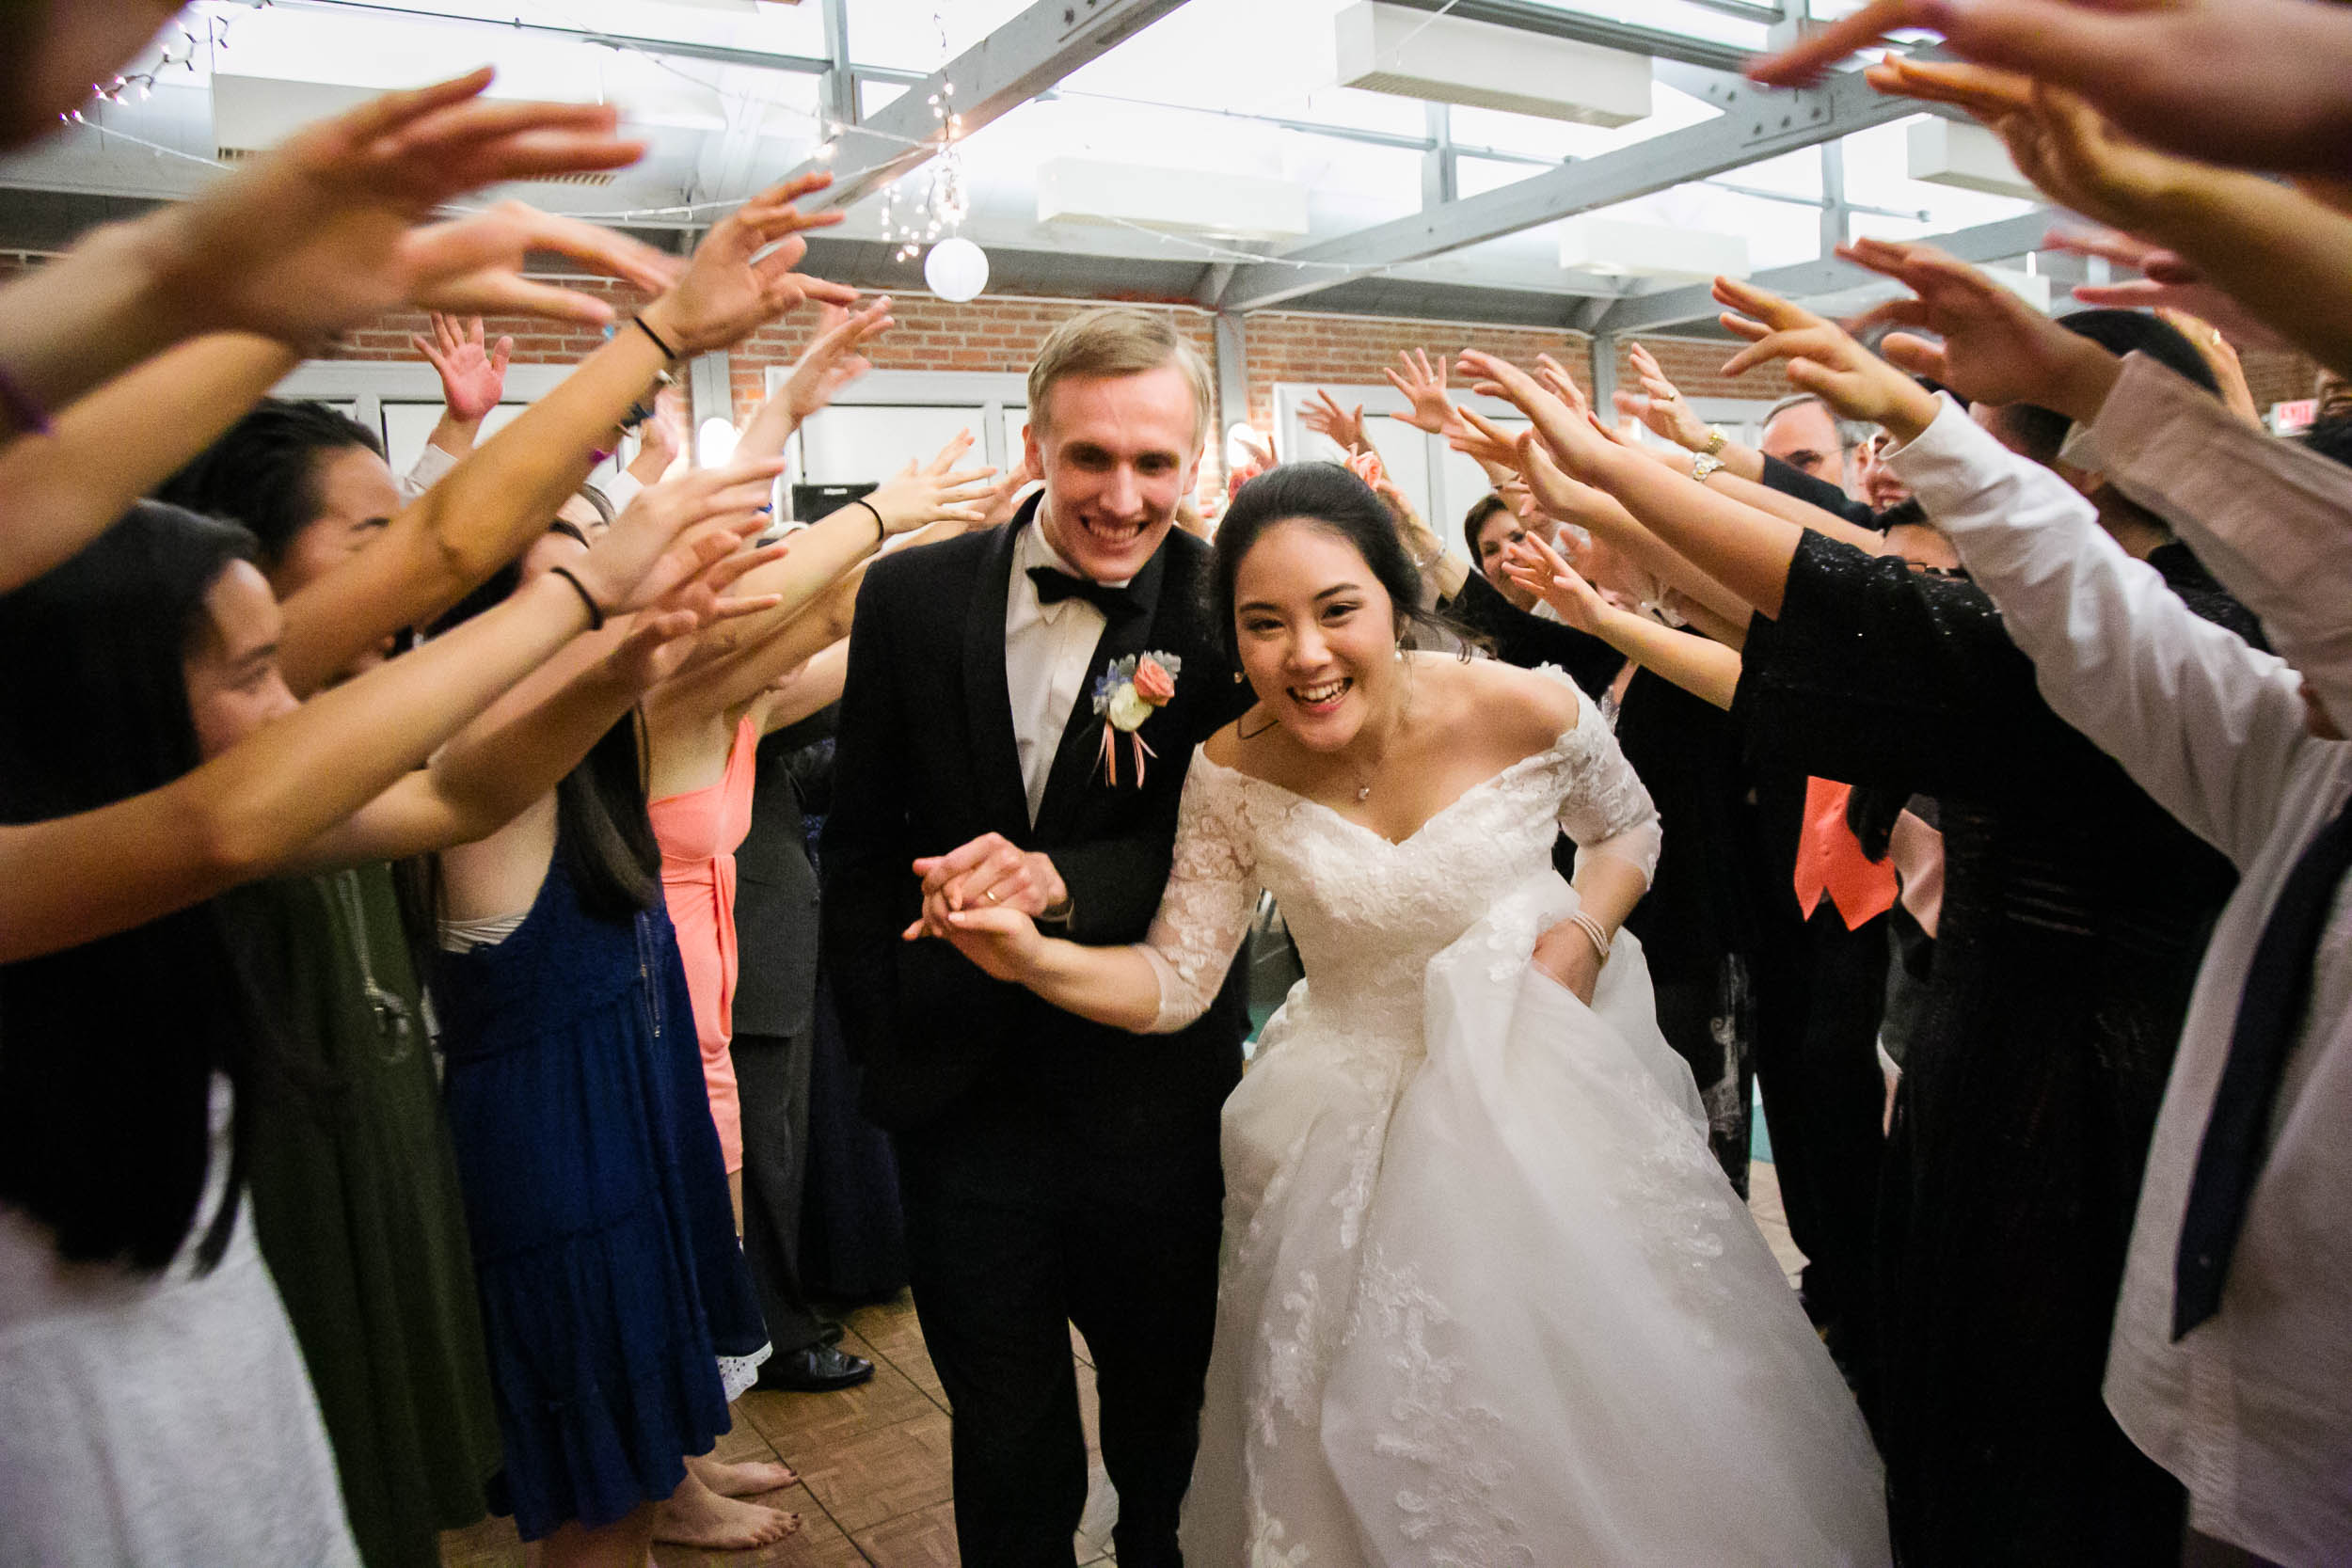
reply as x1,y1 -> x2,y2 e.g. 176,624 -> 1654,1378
1593,207 -> 2057,334
1216,64 -> 1915,313
787,0 -> 1196,213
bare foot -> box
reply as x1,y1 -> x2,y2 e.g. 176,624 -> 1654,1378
653,1470 -> 801,1550
687,1451 -> 798,1497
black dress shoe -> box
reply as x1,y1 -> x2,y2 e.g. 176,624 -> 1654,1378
759,1342 -> 874,1392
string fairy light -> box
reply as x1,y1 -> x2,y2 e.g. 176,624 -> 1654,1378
85,1 -> 275,108
870,8 -> 968,264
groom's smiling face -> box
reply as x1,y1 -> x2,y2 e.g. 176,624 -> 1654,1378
1026,364 -> 1200,584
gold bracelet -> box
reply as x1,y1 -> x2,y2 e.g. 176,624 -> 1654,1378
1700,424 -> 1727,457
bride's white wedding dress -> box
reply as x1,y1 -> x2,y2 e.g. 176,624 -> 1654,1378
1136,670 -> 1890,1566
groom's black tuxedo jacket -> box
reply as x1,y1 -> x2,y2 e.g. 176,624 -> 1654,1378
820,498 -> 1250,1196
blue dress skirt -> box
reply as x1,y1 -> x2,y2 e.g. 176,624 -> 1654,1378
432,850 -> 766,1541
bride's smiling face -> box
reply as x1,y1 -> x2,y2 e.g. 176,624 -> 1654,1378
1232,519 -> 1403,753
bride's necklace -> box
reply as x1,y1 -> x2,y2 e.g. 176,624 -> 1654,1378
1345,660 -> 1412,803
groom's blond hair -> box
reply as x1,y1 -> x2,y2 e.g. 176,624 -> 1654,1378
1028,308 -> 1212,449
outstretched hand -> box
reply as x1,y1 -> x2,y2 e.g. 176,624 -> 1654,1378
413,313 -> 511,423
1746,0 -> 2352,179
639,174 -> 859,359
2043,229 -> 2288,350
575,455 -> 787,613
863,431 -> 998,535
1712,277 -> 1939,442
1840,238 -> 2120,422
784,296 -> 894,422
1613,341 -> 1713,452
1456,349 -> 1614,482
1384,349 -> 1461,437
1501,529 -> 1612,636
612,537 -> 791,689
1299,389 -> 1370,453
143,71 -> 671,341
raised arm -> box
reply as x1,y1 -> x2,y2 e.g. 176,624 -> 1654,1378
1503,531 -> 1742,710
0,333 -> 297,578
0,467 -> 752,960
0,72 -> 666,465
275,174 -> 853,695
1886,394 -> 2310,867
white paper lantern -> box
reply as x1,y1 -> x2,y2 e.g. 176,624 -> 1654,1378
924,236 -> 990,303
696,417 -> 739,468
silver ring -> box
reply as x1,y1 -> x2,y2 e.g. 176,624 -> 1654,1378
986,889 -> 1001,905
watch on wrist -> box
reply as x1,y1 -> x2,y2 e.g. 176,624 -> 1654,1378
1699,424 -> 1727,457
1039,893 -> 1075,927
1691,451 -> 1725,483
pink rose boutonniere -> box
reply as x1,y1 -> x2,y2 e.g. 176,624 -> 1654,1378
1091,652 -> 1182,785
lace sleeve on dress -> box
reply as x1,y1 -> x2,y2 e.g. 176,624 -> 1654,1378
1550,673 -> 1663,886
1136,754 -> 1263,1034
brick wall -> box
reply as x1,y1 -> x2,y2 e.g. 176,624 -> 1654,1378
2241,345 -> 2326,413
1240,313 -> 1594,431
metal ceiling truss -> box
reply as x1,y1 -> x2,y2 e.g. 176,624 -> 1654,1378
1214,63 -> 1920,313
1594,207 -> 2058,334
787,0 -> 1195,213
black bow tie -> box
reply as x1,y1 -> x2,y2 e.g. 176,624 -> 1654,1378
1027,565 -> 1145,622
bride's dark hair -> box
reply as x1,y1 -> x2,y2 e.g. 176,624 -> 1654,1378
1210,462 -> 1464,666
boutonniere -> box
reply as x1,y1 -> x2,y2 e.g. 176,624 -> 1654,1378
1091,652 -> 1182,785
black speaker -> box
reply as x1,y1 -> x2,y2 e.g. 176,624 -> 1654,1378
790,481 -> 879,523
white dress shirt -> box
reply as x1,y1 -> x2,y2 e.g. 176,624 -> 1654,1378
1887,371 -> 2352,1566
1004,514 -> 1112,823
399,440 -> 458,502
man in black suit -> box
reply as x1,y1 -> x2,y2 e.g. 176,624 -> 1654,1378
821,308 -> 1249,1568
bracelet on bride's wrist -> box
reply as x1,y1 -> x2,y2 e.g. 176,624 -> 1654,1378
1567,910 -> 1612,962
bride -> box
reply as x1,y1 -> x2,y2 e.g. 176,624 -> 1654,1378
935,463 -> 1889,1566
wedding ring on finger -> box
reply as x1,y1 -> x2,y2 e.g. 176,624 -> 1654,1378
986,889 -> 1001,905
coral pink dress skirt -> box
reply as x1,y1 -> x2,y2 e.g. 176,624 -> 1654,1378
649,714 -> 760,1173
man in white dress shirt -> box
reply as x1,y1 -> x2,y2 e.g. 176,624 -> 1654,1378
1874,314 -> 2352,1568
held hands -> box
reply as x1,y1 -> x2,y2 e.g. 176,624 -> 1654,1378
413,313 -> 511,423
570,455 -> 787,614
863,431 -> 998,535
1713,277 -> 1940,443
638,173 -> 859,359
1838,238 -> 2121,423
1300,389 -> 1370,453
143,71 -> 679,341
904,832 -> 1070,946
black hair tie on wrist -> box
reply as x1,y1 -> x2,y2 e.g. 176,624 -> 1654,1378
632,316 -> 681,361
850,496 -> 887,546
548,564 -> 607,630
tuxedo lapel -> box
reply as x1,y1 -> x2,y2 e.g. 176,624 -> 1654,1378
961,517 -> 1031,839
1032,543 -> 1169,843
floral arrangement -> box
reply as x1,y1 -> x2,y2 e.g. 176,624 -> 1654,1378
1091,651 -> 1181,785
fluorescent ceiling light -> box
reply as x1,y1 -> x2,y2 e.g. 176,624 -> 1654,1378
1559,216 -> 1749,282
1037,158 -> 1310,242
1335,1 -> 1651,127
1906,119 -> 2039,201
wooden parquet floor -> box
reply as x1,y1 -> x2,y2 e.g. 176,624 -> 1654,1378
441,1164 -> 1804,1567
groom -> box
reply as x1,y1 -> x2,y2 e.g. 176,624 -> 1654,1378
822,308 -> 1251,1567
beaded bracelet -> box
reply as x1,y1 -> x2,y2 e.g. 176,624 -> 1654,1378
1566,909 -> 1613,962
